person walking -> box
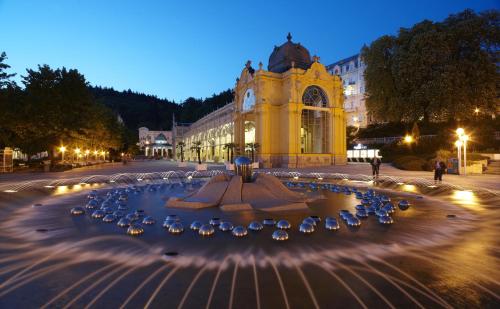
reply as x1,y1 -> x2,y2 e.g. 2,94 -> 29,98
434,160 -> 445,183
370,155 -> 381,179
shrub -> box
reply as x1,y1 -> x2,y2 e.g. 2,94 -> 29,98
393,155 -> 429,171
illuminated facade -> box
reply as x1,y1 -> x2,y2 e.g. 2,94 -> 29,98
138,127 -> 173,157
327,54 -> 370,128
174,34 -> 346,167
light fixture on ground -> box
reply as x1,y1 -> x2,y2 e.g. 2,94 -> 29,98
248,221 -> 263,231
70,207 -> 85,215
219,221 -> 234,231
127,224 -> 144,236
272,230 -> 289,241
276,219 -> 291,230
169,222 -> 184,234
325,219 -> 340,230
102,214 -> 116,223
142,216 -> 156,225
117,218 -> 131,228
232,226 -> 248,237
91,210 -> 105,219
299,222 -> 315,234
199,224 -> 215,236
190,221 -> 202,230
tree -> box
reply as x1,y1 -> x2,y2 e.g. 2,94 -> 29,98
190,141 -> 202,164
0,53 -> 20,148
0,52 -> 16,89
223,142 -> 238,164
245,142 -> 260,162
362,9 -> 499,123
7,65 -> 122,161
176,141 -> 186,162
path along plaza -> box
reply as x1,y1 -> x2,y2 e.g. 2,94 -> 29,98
1,160 -> 498,192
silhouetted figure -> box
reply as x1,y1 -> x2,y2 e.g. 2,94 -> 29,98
434,160 -> 446,183
370,156 -> 381,178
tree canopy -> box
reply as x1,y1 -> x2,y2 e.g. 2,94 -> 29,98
0,63 -> 124,158
362,9 -> 499,122
0,51 -> 234,159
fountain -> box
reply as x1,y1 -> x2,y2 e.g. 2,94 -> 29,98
166,157 -> 312,211
0,162 -> 496,308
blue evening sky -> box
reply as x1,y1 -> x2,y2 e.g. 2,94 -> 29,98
0,0 -> 497,102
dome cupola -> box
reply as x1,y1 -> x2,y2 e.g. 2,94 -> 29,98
268,33 -> 312,73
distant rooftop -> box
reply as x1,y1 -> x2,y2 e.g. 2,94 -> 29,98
326,54 -> 360,70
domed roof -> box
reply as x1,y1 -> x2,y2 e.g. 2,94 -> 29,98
268,33 -> 312,73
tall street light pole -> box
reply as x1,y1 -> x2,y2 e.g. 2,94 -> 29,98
455,140 -> 462,175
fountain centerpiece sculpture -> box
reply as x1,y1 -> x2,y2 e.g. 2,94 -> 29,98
166,157 -> 312,212
234,156 -> 253,183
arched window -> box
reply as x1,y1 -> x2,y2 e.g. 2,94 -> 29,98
300,109 -> 329,153
302,86 -> 328,107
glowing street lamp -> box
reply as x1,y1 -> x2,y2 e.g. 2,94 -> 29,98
404,135 -> 413,144
59,146 -> 66,161
93,150 -> 98,160
74,148 -> 81,161
85,149 -> 90,161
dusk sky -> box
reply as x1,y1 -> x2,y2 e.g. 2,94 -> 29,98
1,0 -> 498,102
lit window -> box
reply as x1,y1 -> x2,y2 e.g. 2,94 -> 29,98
302,86 -> 328,107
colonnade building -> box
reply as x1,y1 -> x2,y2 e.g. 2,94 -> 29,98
173,34 -> 347,168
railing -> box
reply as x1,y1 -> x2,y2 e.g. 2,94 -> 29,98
354,134 -> 437,145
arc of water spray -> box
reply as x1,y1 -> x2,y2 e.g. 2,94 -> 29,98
404,250 -> 500,301
205,256 -> 231,309
355,260 -> 425,309
310,261 -> 368,309
0,260 -> 82,298
228,259 -> 240,309
294,264 -> 320,309
251,255 -> 261,309
326,260 -> 396,309
119,263 -> 171,309
267,257 -> 291,309
371,256 -> 453,308
62,265 -> 127,309
41,263 -> 119,309
177,265 -> 209,309
349,265 -> 454,308
84,265 -> 141,309
143,266 -> 181,309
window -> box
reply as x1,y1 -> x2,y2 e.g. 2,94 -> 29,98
301,109 -> 329,153
302,86 -> 328,107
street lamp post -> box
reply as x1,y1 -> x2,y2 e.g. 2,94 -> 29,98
463,135 -> 469,176
455,140 -> 462,175
59,146 -> 66,162
74,148 -> 81,162
455,128 -> 469,176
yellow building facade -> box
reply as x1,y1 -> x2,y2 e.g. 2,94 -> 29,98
175,34 -> 346,168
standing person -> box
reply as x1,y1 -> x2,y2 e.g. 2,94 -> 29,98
439,160 -> 447,182
434,160 -> 443,183
370,155 -> 381,179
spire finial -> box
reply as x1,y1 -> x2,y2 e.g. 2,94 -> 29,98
287,32 -> 292,41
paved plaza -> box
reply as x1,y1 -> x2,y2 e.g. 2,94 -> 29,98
1,160 -> 498,192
